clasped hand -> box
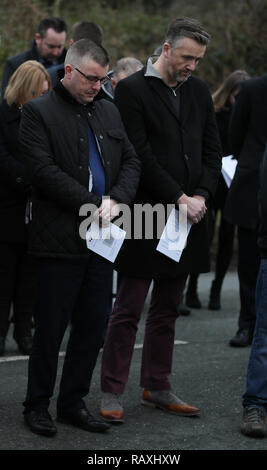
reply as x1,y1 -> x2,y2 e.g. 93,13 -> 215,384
177,194 -> 207,224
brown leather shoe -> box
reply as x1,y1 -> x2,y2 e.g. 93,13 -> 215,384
100,392 -> 124,423
142,390 -> 200,416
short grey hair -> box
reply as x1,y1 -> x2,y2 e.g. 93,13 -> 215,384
113,57 -> 143,81
166,17 -> 210,48
65,38 -> 109,68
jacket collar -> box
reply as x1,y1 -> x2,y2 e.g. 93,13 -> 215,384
54,80 -> 96,110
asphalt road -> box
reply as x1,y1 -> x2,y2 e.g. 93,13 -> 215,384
0,271 -> 265,462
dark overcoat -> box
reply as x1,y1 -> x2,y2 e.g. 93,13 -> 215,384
224,75 -> 267,230
0,100 -> 30,243
114,66 -> 222,279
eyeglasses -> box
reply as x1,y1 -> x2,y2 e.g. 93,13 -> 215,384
71,65 -> 110,86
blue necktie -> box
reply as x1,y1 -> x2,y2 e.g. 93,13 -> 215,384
88,125 -> 105,197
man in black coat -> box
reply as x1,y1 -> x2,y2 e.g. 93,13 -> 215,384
1,17 -> 67,97
225,75 -> 267,347
100,18 -> 221,423
19,39 -> 140,437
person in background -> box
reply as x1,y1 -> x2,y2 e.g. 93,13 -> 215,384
0,60 -> 52,356
1,17 -> 67,97
225,72 -> 267,347
185,70 -> 250,311
110,57 -> 143,88
48,21 -> 104,87
208,70 -> 250,309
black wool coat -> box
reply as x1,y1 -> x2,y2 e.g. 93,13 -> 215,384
0,100 -> 31,243
114,67 -> 222,279
19,82 -> 140,258
225,75 -> 267,230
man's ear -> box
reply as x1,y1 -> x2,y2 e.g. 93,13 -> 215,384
162,42 -> 171,58
64,64 -> 72,79
35,32 -> 41,46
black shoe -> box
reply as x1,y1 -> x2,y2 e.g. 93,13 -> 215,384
229,328 -> 254,347
241,406 -> 267,438
208,281 -> 221,310
57,408 -> 110,433
16,336 -> 33,355
24,409 -> 57,437
185,292 -> 202,309
0,336 -> 5,356
177,303 -> 191,316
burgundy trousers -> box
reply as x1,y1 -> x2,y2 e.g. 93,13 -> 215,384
101,274 -> 187,393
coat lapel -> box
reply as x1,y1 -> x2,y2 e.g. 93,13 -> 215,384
180,78 -> 193,126
147,75 -> 193,128
147,78 -> 182,126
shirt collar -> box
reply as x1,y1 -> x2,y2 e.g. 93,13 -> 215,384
144,57 -> 162,79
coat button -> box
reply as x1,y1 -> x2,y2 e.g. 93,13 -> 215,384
77,114 -> 81,118
78,165 -> 83,169
99,135 -> 103,139
16,177 -> 22,183
80,137 -> 84,142
184,154 -> 189,160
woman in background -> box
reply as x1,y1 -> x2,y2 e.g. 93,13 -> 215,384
185,70 -> 250,311
0,60 -> 51,355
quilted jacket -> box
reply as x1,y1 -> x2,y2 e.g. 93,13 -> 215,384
19,81 -> 140,258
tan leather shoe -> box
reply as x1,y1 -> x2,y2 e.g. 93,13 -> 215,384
100,392 -> 124,423
142,389 -> 200,416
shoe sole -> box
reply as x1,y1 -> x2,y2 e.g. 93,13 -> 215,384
57,415 -> 110,432
141,399 -> 200,417
229,341 -> 251,347
241,427 -> 267,438
25,423 -> 57,437
101,416 -> 124,424
99,411 -> 124,424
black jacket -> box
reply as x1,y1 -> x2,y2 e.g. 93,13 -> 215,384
19,82 -> 140,258
0,100 -> 31,243
113,66 -> 221,278
225,75 -> 267,230
213,107 -> 233,212
1,41 -> 66,97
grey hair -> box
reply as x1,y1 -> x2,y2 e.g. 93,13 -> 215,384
65,38 -> 109,68
166,17 -> 210,48
113,57 -> 143,81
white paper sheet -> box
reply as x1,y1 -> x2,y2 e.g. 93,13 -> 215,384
221,155 -> 237,188
156,208 -> 191,262
86,221 -> 126,263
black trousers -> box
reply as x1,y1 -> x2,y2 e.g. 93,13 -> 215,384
237,226 -> 261,329
213,214 -> 236,287
0,242 -> 34,339
23,255 -> 113,414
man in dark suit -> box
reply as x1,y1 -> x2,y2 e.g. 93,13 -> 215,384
100,17 -> 221,423
1,17 -> 67,97
225,75 -> 267,347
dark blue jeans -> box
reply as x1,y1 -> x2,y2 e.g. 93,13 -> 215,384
243,259 -> 267,412
23,255 -> 113,414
